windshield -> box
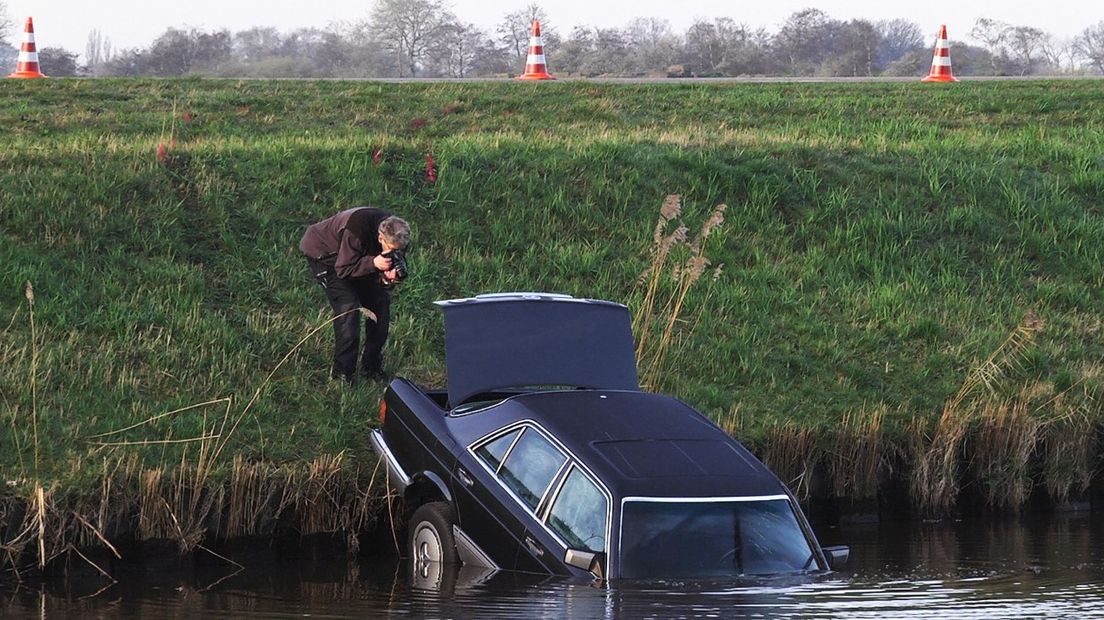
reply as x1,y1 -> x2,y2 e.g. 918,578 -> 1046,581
619,497 -> 817,579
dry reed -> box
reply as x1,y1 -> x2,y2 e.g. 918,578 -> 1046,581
758,419 -> 819,500
633,195 -> 726,391
910,311 -> 1044,515
970,399 -> 1041,509
829,404 -> 890,499
1042,397 -> 1096,505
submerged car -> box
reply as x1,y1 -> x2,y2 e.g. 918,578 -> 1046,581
370,292 -> 848,580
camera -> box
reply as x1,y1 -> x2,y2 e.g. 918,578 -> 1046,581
381,249 -> 408,286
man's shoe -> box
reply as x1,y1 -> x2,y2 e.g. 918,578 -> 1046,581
330,368 -> 356,385
361,368 -> 390,382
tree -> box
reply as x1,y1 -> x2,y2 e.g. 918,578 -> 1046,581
370,0 -> 454,77
84,29 -> 114,76
1075,21 -> 1104,73
0,1 -> 11,45
140,28 -> 232,76
877,19 -> 924,70
553,25 -> 594,76
497,3 -> 549,62
429,22 -> 492,77
233,27 -> 283,63
38,47 -> 79,76
970,18 -> 1012,74
1039,35 -> 1075,73
684,18 -> 765,76
772,9 -> 837,75
1006,26 -> 1047,75
624,17 -> 681,75
821,19 -> 881,76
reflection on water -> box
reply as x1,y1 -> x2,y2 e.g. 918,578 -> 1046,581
3,513 -> 1104,618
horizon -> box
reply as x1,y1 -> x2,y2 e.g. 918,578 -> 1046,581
4,0 -> 1100,61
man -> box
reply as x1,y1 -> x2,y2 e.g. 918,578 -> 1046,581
300,207 -> 411,383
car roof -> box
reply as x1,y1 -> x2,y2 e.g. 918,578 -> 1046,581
435,293 -> 640,407
492,389 -> 788,500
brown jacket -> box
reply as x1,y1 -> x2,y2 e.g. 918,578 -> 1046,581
299,207 -> 390,279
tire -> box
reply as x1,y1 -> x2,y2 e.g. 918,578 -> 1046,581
409,501 -> 460,566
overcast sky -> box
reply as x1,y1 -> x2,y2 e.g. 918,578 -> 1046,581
6,0 -> 1101,58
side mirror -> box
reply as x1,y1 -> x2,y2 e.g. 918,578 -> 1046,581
565,548 -> 605,579
822,545 -> 849,570
564,548 -> 596,570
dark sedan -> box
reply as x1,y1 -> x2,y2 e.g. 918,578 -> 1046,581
370,293 -> 847,580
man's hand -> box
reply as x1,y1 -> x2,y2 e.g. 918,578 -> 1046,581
373,254 -> 393,271
382,269 -> 401,283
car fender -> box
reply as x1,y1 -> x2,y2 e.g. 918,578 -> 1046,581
405,470 -> 453,506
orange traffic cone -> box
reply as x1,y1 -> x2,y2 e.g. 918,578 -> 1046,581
921,25 -> 957,83
517,20 -> 554,80
8,17 -> 46,79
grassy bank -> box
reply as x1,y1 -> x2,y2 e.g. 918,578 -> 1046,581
2,79 -> 1103,564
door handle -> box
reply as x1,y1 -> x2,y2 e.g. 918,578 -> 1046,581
525,535 -> 545,558
457,468 -> 474,487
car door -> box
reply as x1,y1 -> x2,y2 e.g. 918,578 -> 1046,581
452,427 -> 525,571
525,463 -> 610,577
455,424 -> 569,573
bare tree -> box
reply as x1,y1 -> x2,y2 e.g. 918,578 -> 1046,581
1074,21 -> 1104,74
496,3 -> 549,62
0,1 -> 11,45
371,0 -> 454,77
970,18 -> 1012,74
773,8 -> 837,75
1006,25 -> 1047,74
233,27 -> 283,62
623,17 -> 680,74
85,29 -> 114,76
876,19 -> 924,70
826,19 -> 881,76
1039,35 -> 1075,73
429,21 -> 491,77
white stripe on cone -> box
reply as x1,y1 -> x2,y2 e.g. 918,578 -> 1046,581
526,54 -> 546,64
18,51 -> 39,62
932,57 -> 952,67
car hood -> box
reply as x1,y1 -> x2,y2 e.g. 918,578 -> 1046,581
436,293 -> 640,406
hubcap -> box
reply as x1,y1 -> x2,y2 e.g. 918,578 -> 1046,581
413,522 -> 442,566
412,522 -> 444,588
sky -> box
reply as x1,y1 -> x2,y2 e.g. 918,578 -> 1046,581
5,0 -> 1101,59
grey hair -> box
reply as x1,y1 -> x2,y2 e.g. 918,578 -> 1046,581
379,216 -> 411,249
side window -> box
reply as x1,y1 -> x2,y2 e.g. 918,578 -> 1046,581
547,467 -> 607,552
474,428 -> 521,472
498,428 -> 566,510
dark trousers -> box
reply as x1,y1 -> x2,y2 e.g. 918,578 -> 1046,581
307,258 -> 391,381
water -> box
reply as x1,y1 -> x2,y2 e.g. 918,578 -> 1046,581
4,512 -> 1104,618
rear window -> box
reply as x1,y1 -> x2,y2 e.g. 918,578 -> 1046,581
474,428 -> 521,471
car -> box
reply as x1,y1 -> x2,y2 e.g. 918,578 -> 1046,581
370,292 -> 848,581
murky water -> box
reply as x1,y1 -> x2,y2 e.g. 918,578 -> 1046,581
4,512 -> 1103,618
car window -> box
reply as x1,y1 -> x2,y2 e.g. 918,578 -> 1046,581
498,428 -> 566,511
547,467 -> 607,553
474,428 -> 521,472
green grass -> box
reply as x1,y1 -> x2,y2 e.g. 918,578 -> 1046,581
1,78 -> 1102,502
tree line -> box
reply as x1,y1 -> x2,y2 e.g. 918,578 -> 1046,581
2,1 -> 1104,78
